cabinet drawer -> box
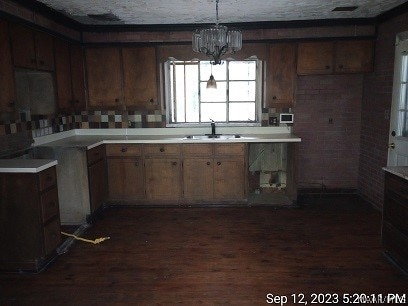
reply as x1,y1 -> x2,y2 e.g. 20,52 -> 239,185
182,144 -> 213,156
106,144 -> 142,157
87,145 -> 106,165
144,144 -> 181,156
214,143 -> 245,156
38,167 -> 57,191
43,218 -> 61,256
40,187 -> 59,223
382,222 -> 408,272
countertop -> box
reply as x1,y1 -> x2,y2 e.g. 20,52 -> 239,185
0,159 -> 57,173
383,166 -> 408,181
34,127 -> 302,150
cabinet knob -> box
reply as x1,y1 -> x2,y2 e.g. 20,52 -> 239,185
338,64 -> 344,69
325,65 -> 330,69
217,162 -> 221,166
135,162 -> 139,166
172,161 -> 177,166
115,98 -> 119,103
206,161 -> 211,165
272,96 -> 277,100
121,147 -> 127,153
149,98 -> 154,103
160,147 -> 165,152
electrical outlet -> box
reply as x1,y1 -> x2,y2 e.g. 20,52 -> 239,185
269,116 -> 278,126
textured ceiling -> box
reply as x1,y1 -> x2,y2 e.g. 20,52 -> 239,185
37,0 -> 408,25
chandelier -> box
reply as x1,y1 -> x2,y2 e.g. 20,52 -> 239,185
192,0 -> 242,65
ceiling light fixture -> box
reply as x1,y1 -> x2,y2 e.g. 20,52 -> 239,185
206,65 -> 217,89
192,0 -> 242,65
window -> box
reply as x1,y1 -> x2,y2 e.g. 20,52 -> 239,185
165,59 -> 262,126
399,53 -> 408,136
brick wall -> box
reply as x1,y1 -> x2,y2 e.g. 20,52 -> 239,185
294,74 -> 363,190
359,12 -> 408,209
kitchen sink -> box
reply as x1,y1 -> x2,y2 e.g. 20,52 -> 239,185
183,134 -> 242,140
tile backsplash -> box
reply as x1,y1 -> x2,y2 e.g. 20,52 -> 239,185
0,108 -> 289,137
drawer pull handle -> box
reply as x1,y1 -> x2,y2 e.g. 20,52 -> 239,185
325,65 -> 330,69
207,161 -> 211,165
160,147 -> 165,152
217,162 -> 221,166
121,147 -> 127,153
172,161 -> 177,166
272,96 -> 277,100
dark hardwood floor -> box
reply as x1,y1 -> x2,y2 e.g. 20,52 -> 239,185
0,195 -> 407,305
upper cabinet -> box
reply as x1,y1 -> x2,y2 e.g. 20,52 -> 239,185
122,47 -> 158,109
85,47 -> 123,108
0,19 -> 16,119
85,46 -> 159,110
297,40 -> 374,75
9,23 -> 54,71
334,40 -> 374,73
70,45 -> 86,110
266,43 -> 297,108
297,41 -> 334,75
55,40 -> 86,112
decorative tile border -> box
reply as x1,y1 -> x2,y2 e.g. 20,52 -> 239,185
0,107 -> 289,136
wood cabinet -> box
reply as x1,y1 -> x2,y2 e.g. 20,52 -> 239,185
85,47 -> 123,108
55,40 -> 86,112
183,143 -> 247,202
334,40 -> 374,73
297,41 -> 334,75
0,166 -> 61,272
122,47 -> 158,109
70,44 -> 86,110
0,19 -> 16,119
297,40 -> 374,75
266,43 -> 297,107
106,144 -> 144,201
9,23 -> 54,71
144,144 -> 182,201
382,172 -> 408,274
87,145 -> 108,213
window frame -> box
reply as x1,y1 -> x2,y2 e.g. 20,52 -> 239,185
164,58 -> 263,127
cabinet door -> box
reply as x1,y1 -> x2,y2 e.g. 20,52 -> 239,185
334,40 -> 374,73
297,42 -> 334,75
107,158 -> 144,200
85,48 -> 123,108
122,47 -> 158,109
183,158 -> 214,200
0,20 -> 16,117
35,31 -> 54,71
145,158 -> 182,201
54,39 -> 73,111
70,45 -> 86,110
214,158 -> 245,200
9,23 -> 36,69
266,43 -> 296,107
88,160 -> 108,213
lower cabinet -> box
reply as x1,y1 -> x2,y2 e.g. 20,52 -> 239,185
182,143 -> 247,202
145,158 -> 182,201
382,171 -> 408,273
107,158 -> 144,200
103,143 -> 247,204
87,145 -> 108,213
0,166 -> 61,272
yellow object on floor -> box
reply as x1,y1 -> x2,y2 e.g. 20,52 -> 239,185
61,231 -> 110,244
